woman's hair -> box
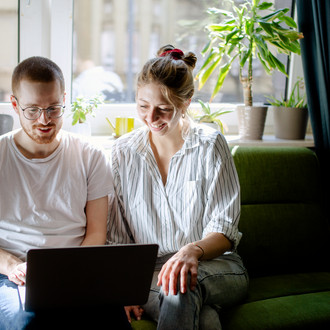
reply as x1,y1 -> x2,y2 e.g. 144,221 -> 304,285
12,56 -> 65,96
136,44 -> 197,111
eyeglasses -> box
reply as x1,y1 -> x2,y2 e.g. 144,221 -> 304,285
13,96 -> 65,120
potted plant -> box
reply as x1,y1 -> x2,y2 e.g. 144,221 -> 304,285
267,77 -> 308,140
196,0 -> 303,140
70,94 -> 103,135
189,100 -> 232,134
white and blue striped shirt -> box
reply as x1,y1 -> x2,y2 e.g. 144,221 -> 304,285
108,125 -> 241,256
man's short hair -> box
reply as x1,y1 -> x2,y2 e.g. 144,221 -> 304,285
12,56 -> 65,96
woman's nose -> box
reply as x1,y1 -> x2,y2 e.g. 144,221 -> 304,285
147,108 -> 158,122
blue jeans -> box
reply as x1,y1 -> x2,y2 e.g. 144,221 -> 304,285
143,252 -> 248,330
0,274 -> 34,329
0,274 -> 131,330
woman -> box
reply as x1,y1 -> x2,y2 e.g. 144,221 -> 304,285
108,45 -> 248,329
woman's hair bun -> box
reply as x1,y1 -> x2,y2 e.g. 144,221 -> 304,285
183,52 -> 197,70
157,44 -> 197,69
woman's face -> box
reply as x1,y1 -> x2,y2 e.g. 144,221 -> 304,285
136,83 -> 183,138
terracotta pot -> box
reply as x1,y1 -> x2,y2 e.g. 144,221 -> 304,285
271,106 -> 308,140
236,105 -> 268,140
0,114 -> 14,135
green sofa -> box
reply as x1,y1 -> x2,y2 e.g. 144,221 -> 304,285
131,147 -> 330,330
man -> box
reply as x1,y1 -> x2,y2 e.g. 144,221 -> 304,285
0,56 -> 129,329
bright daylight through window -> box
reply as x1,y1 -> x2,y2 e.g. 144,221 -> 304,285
72,0 -> 293,104
0,1 -> 18,103
0,0 -> 299,136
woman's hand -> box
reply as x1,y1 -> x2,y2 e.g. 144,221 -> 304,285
124,305 -> 144,323
8,262 -> 27,286
157,243 -> 202,296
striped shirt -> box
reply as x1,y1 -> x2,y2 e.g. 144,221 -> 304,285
108,124 -> 241,256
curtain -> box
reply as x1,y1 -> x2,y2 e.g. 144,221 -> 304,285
297,0 -> 330,209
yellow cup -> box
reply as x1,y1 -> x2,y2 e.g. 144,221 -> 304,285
115,117 -> 134,137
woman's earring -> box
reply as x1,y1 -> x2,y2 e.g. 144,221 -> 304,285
182,113 -> 185,118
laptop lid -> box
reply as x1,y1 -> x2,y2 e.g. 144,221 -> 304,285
23,244 -> 158,311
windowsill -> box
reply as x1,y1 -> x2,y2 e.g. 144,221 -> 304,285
226,134 -> 315,147
88,134 -> 314,152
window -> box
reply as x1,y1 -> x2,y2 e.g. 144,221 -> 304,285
72,0 -> 293,104
1,0 -> 302,136
0,1 -> 18,102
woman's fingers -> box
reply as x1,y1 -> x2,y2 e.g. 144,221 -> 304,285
189,265 -> 198,292
180,265 -> 188,294
157,246 -> 200,296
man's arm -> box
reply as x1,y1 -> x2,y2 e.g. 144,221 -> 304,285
0,249 -> 26,285
81,196 -> 108,246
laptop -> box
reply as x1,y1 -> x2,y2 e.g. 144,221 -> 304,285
18,244 -> 158,311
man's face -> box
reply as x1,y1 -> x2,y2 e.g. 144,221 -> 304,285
12,79 -> 65,145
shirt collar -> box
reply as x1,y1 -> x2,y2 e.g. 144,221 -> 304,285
131,124 -> 203,157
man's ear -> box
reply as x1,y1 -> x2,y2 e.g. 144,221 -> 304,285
10,95 -> 19,115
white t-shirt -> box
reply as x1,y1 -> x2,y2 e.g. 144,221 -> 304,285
0,130 -> 113,260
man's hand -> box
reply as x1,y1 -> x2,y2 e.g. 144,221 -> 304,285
124,305 -> 144,323
8,262 -> 27,286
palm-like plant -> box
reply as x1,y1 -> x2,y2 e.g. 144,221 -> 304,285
266,77 -> 307,108
190,100 -> 232,133
196,0 -> 303,106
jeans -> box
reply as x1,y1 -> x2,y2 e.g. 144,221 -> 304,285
142,252 -> 249,330
0,274 -> 131,330
0,274 -> 34,330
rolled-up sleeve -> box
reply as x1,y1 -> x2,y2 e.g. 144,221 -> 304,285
202,137 -> 241,249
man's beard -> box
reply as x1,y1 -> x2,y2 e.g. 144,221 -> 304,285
21,121 -> 61,144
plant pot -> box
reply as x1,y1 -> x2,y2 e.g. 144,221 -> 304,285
236,105 -> 268,140
70,122 -> 92,136
0,114 -> 14,135
271,106 -> 308,140
200,122 -> 219,131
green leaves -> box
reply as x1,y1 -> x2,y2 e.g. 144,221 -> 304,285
266,77 -> 307,108
197,0 -> 303,105
190,100 -> 233,134
211,61 -> 233,101
258,2 -> 273,10
70,94 -> 104,126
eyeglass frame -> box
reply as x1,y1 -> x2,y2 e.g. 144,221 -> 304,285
12,96 -> 66,120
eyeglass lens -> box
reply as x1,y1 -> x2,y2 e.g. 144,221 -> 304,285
24,106 -> 64,120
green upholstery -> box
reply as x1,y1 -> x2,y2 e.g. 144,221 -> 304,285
131,318 -> 157,330
221,291 -> 330,330
131,147 -> 330,329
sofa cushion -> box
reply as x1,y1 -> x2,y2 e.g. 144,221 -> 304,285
221,290 -> 330,330
131,318 -> 156,330
231,147 -> 330,277
246,272 -> 330,303
231,146 -> 320,204
237,203 -> 330,276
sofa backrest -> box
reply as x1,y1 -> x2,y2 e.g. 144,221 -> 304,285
232,147 -> 330,278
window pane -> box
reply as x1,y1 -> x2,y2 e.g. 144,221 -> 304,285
0,1 -> 18,102
72,0 -> 292,104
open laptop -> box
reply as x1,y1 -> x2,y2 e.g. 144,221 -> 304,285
18,244 -> 158,311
